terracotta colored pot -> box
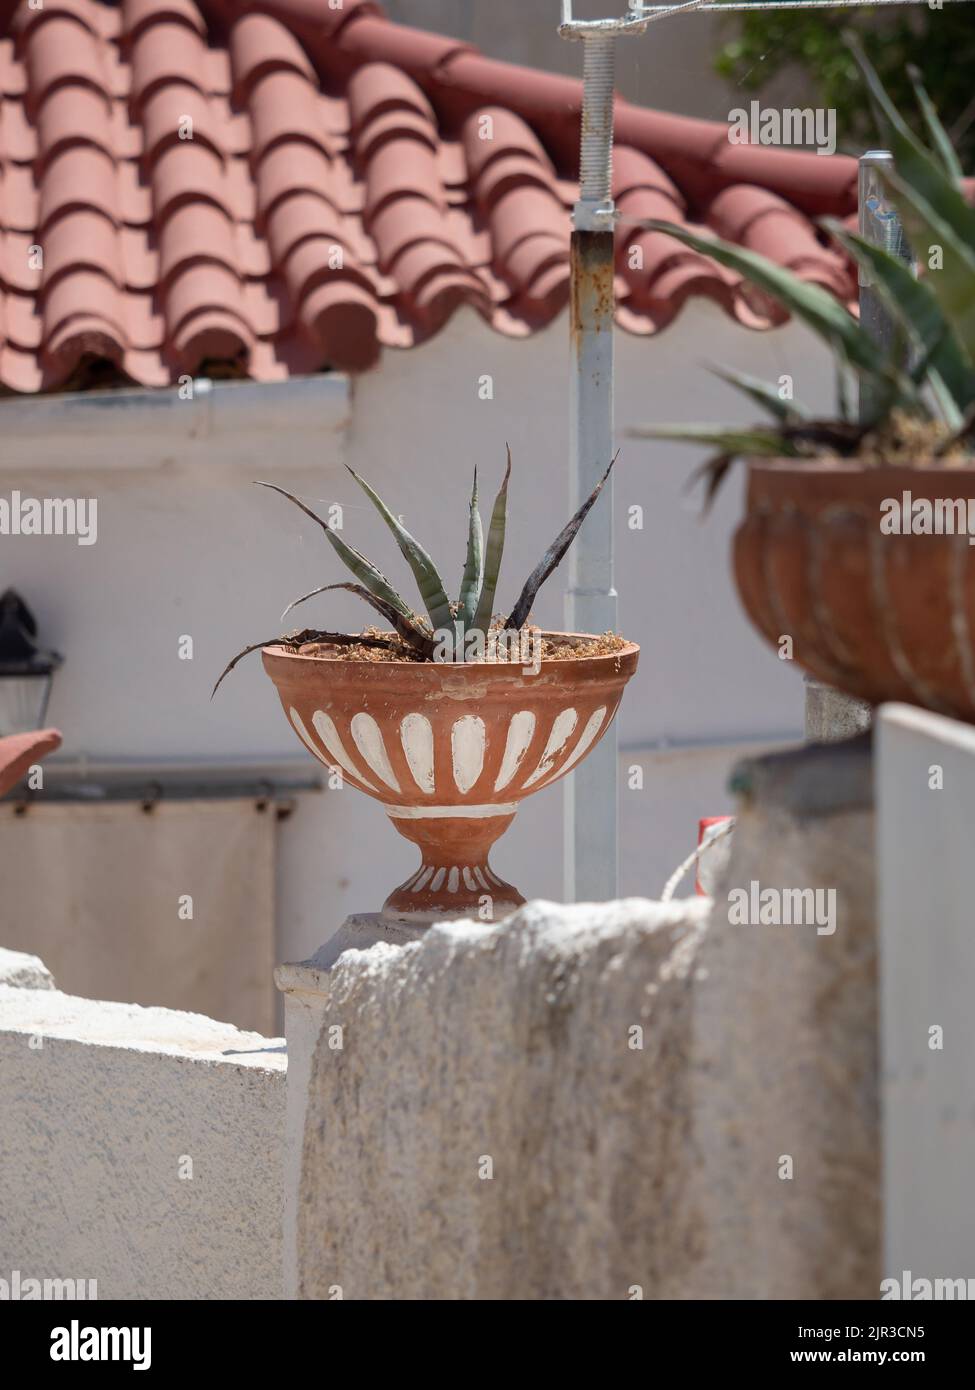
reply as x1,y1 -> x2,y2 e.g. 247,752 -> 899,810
263,634 -> 638,923
734,460 -> 975,720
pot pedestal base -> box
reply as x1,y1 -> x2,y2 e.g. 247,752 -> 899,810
381,808 -> 525,926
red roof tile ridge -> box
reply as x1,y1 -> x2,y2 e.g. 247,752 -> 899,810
224,0 -> 860,218
0,0 -> 865,393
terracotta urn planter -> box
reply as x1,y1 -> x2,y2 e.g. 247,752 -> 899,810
263,634 -> 638,923
734,460 -> 975,721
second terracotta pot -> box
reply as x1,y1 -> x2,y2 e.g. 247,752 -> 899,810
734,459 -> 975,720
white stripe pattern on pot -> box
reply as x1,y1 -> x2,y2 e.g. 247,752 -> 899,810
400,712 -> 435,794
383,801 -> 517,819
292,707 -> 378,791
494,709 -> 536,791
534,705 -> 608,789
451,714 -> 485,794
349,711 -> 401,792
522,707 -> 579,788
404,865 -> 504,895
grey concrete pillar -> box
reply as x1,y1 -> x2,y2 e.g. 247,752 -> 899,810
876,704 -> 975,1290
804,674 -> 872,744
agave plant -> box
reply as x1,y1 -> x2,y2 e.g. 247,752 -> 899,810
629,38 -> 975,501
214,448 -> 615,692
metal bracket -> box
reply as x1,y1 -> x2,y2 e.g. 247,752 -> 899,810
559,0 -> 713,38
574,200 -> 617,232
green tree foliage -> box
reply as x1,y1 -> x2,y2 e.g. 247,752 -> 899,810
714,6 -> 975,166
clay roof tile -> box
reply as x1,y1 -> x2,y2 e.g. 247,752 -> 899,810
0,0 -> 864,393
228,12 -> 315,103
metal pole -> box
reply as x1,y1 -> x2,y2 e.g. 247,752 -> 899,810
858,149 -> 915,417
564,32 -> 619,902
805,151 -> 915,741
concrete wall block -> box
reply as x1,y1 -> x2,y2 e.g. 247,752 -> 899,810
0,947 -> 55,990
292,738 -> 880,1300
297,899 -> 710,1301
695,737 -> 879,1298
0,985 -> 286,1300
877,704 -> 975,1282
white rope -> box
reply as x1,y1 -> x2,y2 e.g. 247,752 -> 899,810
660,816 -> 736,902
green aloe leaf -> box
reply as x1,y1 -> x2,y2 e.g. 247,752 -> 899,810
281,581 -> 434,658
688,453 -> 735,515
823,220 -> 975,413
345,466 -> 453,632
504,453 -> 617,633
472,447 -> 512,635
707,365 -> 807,422
212,632 -> 314,699
847,33 -> 975,252
456,467 -> 483,629
907,63 -> 964,184
212,629 -> 396,697
629,423 -> 794,455
638,218 -> 913,397
882,168 -> 975,370
255,482 -> 416,625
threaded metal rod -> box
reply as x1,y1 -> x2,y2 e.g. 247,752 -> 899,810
579,35 -> 616,207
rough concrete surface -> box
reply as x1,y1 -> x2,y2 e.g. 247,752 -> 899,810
0,946 -> 54,991
0,962 -> 286,1300
296,740 -> 878,1300
702,737 -> 879,1299
298,898 -> 710,1301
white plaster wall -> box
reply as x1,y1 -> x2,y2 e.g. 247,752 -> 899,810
0,304 -> 829,967
0,961 -> 285,1301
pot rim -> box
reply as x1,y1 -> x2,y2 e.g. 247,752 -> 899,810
745,455 -> 975,477
262,630 -> 639,678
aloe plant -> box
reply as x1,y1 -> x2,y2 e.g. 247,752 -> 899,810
630,40 -> 975,500
214,448 -> 615,692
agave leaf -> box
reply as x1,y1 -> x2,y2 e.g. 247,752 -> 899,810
935,400 -> 975,455
629,423 -> 794,456
907,63 -> 964,184
682,421 -> 868,514
686,453 -> 735,515
707,364 -> 807,422
847,33 -> 975,252
211,628 -> 396,697
255,481 -> 416,624
281,581 -> 434,658
345,466 -> 453,631
504,454 -> 617,633
823,219 -> 975,411
456,466 -> 483,629
782,420 -> 869,454
636,218 -> 911,395
472,447 -> 512,634
881,168 -> 975,369
926,369 -> 965,431
212,634 -> 309,699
